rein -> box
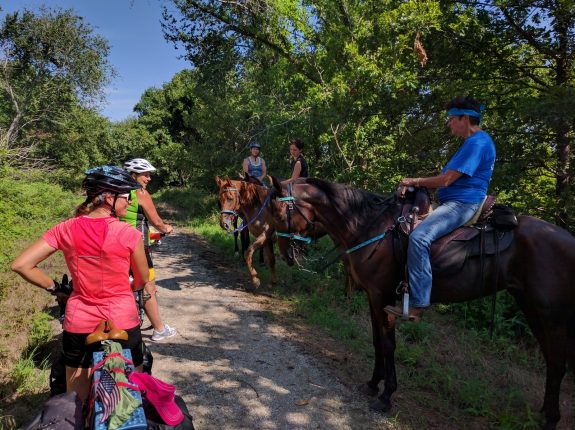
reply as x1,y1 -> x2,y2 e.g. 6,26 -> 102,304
220,185 -> 272,234
317,216 -> 403,272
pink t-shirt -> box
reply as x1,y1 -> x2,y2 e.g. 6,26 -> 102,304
43,216 -> 142,333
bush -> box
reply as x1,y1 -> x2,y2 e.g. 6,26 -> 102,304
0,171 -> 80,270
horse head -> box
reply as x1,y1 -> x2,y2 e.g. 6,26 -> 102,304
216,176 -> 242,232
242,171 -> 263,186
269,176 -> 322,266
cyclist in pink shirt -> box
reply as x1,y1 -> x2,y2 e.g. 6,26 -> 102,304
11,166 -> 149,401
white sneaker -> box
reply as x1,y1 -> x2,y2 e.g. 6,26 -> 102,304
151,324 -> 177,341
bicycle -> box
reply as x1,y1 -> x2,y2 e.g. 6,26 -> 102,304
49,274 -> 153,396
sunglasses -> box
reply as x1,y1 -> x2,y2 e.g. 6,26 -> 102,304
117,193 -> 132,203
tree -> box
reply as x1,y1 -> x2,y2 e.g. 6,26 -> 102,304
423,1 -> 575,228
0,7 -> 114,166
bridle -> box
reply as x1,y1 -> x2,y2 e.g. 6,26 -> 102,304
219,182 -> 273,234
219,186 -> 241,220
274,182 -> 402,271
274,182 -> 315,246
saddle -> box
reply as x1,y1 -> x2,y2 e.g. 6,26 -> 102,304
85,320 -> 128,345
395,188 -> 515,276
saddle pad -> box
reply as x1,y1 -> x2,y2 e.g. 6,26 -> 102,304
431,228 -> 514,276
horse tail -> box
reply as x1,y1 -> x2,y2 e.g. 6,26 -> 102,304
567,314 -> 575,373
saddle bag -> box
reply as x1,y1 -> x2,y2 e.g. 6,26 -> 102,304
490,204 -> 518,231
144,395 -> 195,430
23,391 -> 84,430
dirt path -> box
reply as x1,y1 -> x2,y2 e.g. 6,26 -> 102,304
142,228 -> 394,430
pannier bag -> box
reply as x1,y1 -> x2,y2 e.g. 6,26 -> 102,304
490,204 -> 519,231
23,391 -> 84,430
144,395 -> 195,430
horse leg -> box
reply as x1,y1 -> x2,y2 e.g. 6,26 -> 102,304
357,302 -> 383,397
244,234 -> 267,289
264,239 -> 277,287
514,293 -> 566,429
369,300 -> 398,413
567,315 -> 575,381
241,227 -> 250,255
234,234 -> 240,257
538,320 -> 567,430
359,291 -> 398,411
259,246 -> 265,265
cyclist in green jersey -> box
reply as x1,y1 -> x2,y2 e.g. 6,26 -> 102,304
122,158 -> 176,341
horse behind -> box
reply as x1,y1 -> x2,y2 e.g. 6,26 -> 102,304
216,175 -> 276,288
269,176 -> 575,430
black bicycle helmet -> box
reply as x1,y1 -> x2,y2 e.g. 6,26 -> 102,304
83,165 -> 141,196
249,141 -> 261,149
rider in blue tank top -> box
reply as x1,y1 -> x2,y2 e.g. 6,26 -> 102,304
242,142 -> 267,183
385,96 -> 496,323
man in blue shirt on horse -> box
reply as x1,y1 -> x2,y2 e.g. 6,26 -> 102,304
385,96 -> 496,322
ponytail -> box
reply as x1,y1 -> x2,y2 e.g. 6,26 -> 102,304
75,194 -> 105,217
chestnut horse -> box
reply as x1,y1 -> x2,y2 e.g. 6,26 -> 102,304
216,176 -> 276,288
269,176 -> 575,430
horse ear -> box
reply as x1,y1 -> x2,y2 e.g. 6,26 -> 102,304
238,171 -> 245,180
271,176 -> 284,196
215,176 -> 222,186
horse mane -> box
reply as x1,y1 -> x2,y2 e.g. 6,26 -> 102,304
304,178 -> 396,231
239,181 -> 262,206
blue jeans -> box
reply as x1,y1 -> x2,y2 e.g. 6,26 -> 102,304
407,200 -> 481,307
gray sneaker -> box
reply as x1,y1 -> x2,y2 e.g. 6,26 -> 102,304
151,324 -> 177,341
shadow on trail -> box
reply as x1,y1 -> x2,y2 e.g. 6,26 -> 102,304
148,229 -> 391,430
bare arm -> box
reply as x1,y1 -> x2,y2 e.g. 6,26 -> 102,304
260,159 -> 267,181
242,158 -> 249,175
11,238 -> 58,290
400,169 -> 463,189
137,189 -> 173,234
130,240 -> 149,290
289,160 -> 302,181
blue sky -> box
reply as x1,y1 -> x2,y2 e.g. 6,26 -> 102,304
1,0 -> 188,122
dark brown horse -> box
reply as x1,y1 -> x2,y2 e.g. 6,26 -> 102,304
269,176 -> 575,429
216,176 -> 276,288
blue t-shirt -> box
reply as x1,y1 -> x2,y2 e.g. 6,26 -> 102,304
437,130 -> 495,203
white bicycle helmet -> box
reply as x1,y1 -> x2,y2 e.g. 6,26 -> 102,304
124,158 -> 157,174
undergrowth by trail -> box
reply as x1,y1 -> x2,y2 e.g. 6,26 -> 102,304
159,185 -> 568,430
0,172 -> 78,429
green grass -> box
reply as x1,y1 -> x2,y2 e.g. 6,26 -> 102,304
10,349 -> 50,395
0,170 -> 77,427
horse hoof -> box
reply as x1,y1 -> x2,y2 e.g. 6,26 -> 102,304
369,398 -> 392,413
252,278 -> 261,289
357,383 -> 378,397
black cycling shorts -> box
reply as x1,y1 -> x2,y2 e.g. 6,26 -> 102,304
62,325 -> 144,368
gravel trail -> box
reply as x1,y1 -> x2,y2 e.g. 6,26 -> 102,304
141,229 -> 393,430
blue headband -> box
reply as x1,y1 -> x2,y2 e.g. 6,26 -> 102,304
447,108 -> 482,118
